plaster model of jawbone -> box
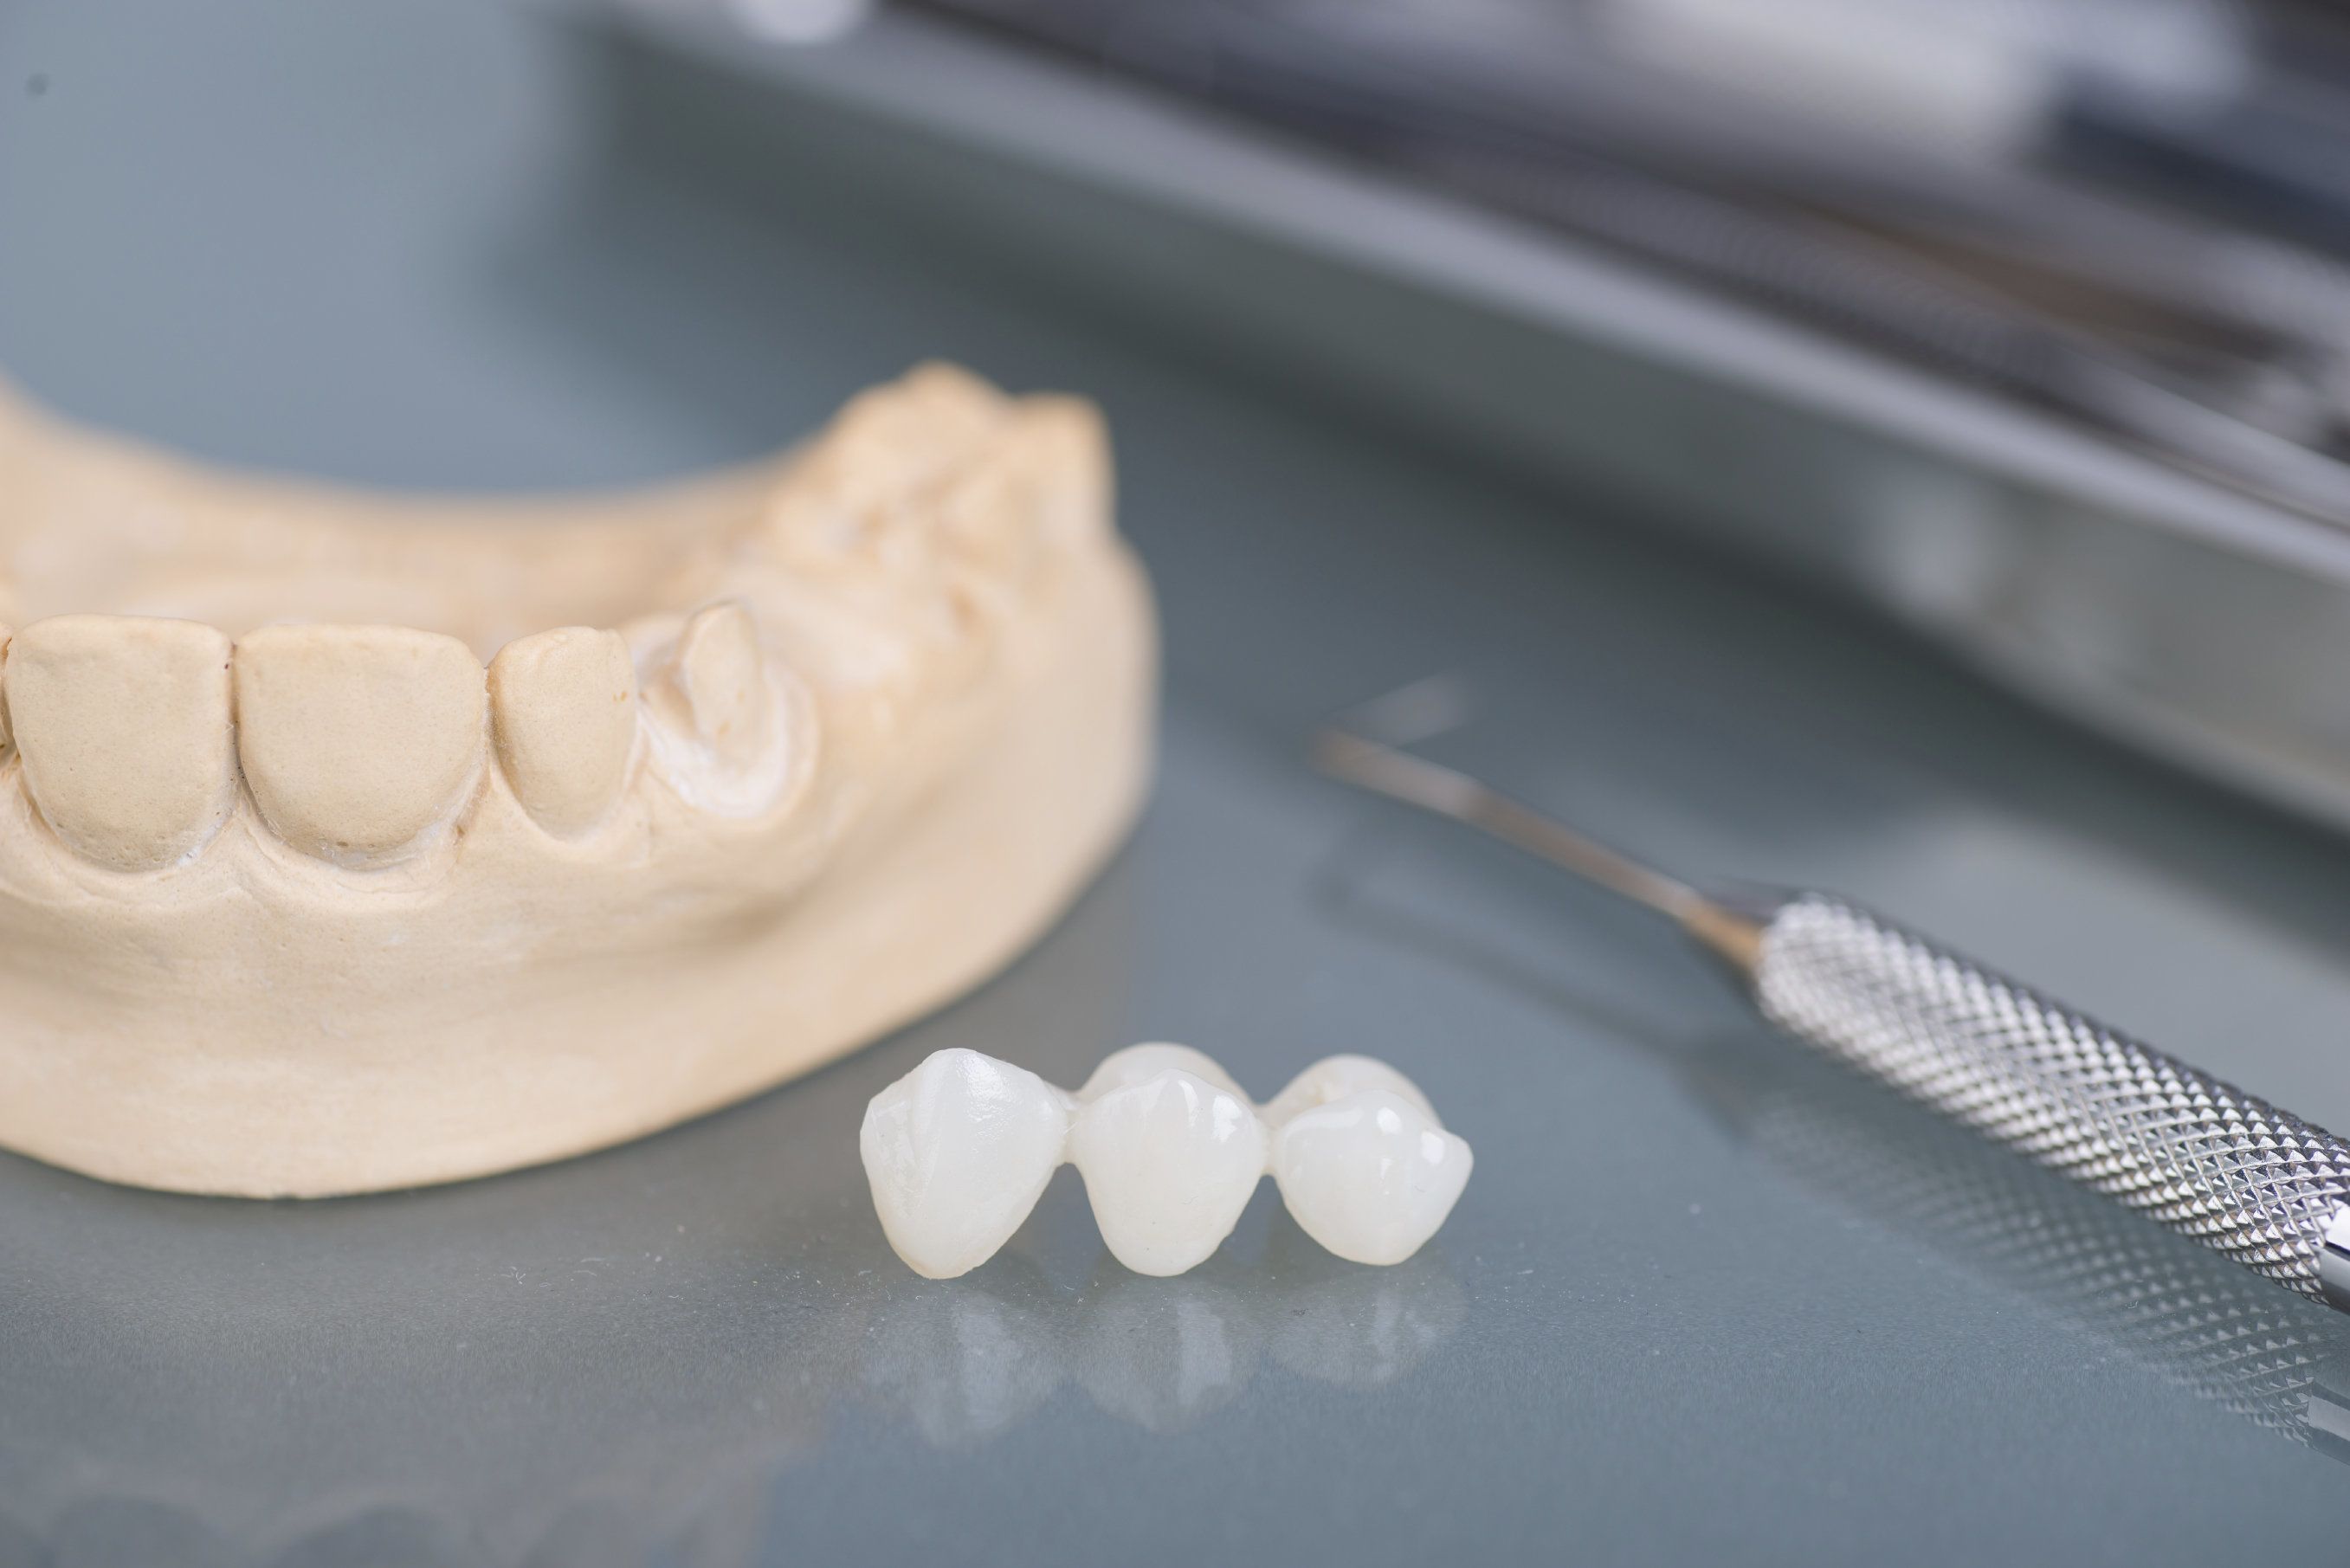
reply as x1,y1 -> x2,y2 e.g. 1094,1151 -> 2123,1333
0,365 -> 1156,1198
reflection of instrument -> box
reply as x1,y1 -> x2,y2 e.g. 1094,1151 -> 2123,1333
1317,689 -> 2350,1314
1688,1027 -> 2350,1461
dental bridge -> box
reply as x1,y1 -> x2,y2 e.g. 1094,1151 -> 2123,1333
862,1044 -> 1474,1279
0,365 -> 1155,1197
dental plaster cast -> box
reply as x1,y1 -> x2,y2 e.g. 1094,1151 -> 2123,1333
0,365 -> 1156,1197
861,1045 -> 1475,1277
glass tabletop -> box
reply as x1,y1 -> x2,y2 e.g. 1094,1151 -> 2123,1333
6,2 -> 2350,1562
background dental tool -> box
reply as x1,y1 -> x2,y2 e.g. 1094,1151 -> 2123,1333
1314,696 -> 2350,1315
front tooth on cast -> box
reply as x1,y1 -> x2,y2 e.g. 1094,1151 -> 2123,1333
861,1048 -> 1070,1280
1264,1055 -> 1440,1127
6,616 -> 236,869
653,601 -> 775,772
1077,1042 -> 1249,1105
1068,1068 -> 1269,1277
488,626 -> 637,836
1273,1089 -> 1472,1267
235,624 -> 487,864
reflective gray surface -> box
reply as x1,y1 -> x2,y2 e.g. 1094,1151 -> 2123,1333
9,3 -> 2350,1563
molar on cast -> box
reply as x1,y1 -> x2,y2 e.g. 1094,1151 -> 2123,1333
860,1048 -> 1070,1281
234,623 -> 487,864
1068,1068 -> 1269,1277
488,626 -> 637,837
1008,399 -> 1112,553
763,365 -> 1010,562
821,364 -> 1010,511
6,615 -> 236,870
931,422 -> 1048,578
911,400 -> 1110,611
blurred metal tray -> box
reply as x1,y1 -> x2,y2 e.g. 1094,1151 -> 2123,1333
587,0 -> 2350,833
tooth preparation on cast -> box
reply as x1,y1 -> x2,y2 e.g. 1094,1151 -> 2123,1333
862,1044 -> 1475,1279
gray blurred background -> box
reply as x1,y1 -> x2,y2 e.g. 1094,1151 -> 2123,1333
7,3 -> 2350,1564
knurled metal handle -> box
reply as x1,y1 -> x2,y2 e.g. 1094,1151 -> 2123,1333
1753,893 -> 2350,1307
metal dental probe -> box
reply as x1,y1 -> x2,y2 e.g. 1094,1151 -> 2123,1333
1312,712 -> 2350,1314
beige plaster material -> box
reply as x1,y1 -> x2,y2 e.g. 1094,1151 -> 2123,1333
9,615 -> 236,870
235,623 -> 490,866
0,364 -> 1157,1196
487,627 -> 639,838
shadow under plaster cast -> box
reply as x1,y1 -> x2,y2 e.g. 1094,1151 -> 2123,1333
0,364 -> 1158,1196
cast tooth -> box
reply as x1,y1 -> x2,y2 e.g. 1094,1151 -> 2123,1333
1272,1089 -> 1473,1268
1068,1068 -> 1269,1277
488,626 -> 637,836
7,615 -> 236,870
651,601 -> 775,773
861,1048 -> 1069,1280
1077,1042 -> 1249,1105
0,623 -> 11,752
942,399 -> 1110,565
1023,398 -> 1112,552
1264,1055 -> 1440,1128
235,624 -> 487,864
805,363 -> 1009,515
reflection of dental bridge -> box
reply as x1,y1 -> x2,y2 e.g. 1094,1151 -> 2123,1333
0,365 -> 1155,1197
0,961 -> 1462,1568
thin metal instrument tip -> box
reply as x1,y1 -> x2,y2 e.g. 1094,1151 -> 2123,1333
1310,693 -> 1769,972
1330,674 -> 1476,750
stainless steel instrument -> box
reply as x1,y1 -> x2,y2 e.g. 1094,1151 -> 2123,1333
1315,713 -> 2350,1313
